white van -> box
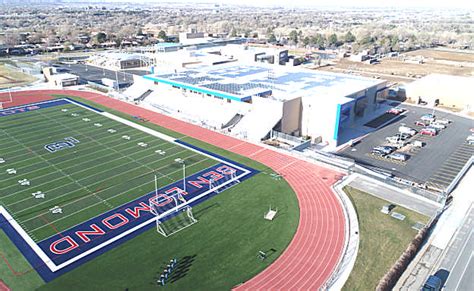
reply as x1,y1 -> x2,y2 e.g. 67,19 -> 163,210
398,126 -> 417,136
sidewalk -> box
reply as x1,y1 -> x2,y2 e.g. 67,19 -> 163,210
395,167 -> 473,290
347,174 -> 440,217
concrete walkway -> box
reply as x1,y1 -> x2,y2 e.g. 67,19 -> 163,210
347,174 -> 440,217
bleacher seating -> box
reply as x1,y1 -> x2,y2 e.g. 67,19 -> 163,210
134,89 -> 153,102
143,87 -> 250,130
221,113 -> 243,130
123,81 -> 154,102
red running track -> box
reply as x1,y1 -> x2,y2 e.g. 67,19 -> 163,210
0,90 -> 346,290
0,280 -> 10,291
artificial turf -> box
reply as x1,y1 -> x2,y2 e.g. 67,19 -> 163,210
0,96 -> 300,290
0,101 -> 216,241
0,230 -> 44,290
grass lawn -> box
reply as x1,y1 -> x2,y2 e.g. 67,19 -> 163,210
0,231 -> 44,291
342,186 -> 429,291
0,64 -> 37,89
1,95 -> 300,290
39,172 -> 299,290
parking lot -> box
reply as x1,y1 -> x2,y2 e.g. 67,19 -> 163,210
339,104 -> 473,192
51,62 -> 134,87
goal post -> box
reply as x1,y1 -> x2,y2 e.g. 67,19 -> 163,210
148,169 -> 242,237
149,191 -> 198,237
209,171 -> 240,194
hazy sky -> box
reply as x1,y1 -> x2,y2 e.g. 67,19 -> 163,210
158,0 -> 473,9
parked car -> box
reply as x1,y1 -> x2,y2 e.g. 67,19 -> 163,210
373,146 -> 396,155
387,152 -> 410,161
420,128 -> 437,136
411,140 -> 424,148
436,118 -> 451,125
387,107 -> 405,115
371,149 -> 386,156
421,275 -> 442,291
386,136 -> 401,143
421,114 -> 436,122
396,133 -> 411,140
399,126 -> 417,136
414,120 -> 429,127
467,135 -> 474,145
430,122 -> 446,130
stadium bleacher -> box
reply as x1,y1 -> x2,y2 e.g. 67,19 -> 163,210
144,87 -> 250,130
123,81 -> 154,101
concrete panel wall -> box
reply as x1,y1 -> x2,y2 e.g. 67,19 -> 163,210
301,96 -> 339,145
405,75 -> 474,111
281,97 -> 302,135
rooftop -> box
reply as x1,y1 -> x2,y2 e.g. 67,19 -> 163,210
144,63 -> 384,103
50,73 -> 79,81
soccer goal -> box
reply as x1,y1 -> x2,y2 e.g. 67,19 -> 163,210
209,171 -> 240,194
149,191 -> 197,237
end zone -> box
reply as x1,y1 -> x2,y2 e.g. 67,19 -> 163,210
0,98 -> 258,282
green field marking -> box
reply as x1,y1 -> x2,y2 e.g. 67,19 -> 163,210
0,131 -> 165,174
2,145 -> 204,209
342,186 -> 429,291
0,231 -> 44,290
0,95 -> 301,289
37,173 -> 299,291
0,139 -> 184,198
30,157 -> 217,240
0,101 -> 219,242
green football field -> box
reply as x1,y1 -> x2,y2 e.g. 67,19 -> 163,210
0,96 -> 300,290
0,101 -> 217,242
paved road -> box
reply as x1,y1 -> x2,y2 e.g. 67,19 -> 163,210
53,63 -> 134,85
348,175 -> 440,217
441,205 -> 474,291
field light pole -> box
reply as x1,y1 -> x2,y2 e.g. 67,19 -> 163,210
115,69 -> 119,91
175,158 -> 186,193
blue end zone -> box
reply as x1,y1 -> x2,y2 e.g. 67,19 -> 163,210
174,139 -> 258,176
0,99 -> 70,117
63,98 -> 103,113
0,97 -> 258,282
0,98 -> 102,117
0,213 -> 53,280
1,162 -> 257,282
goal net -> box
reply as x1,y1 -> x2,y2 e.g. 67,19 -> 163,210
149,191 -> 197,237
209,171 -> 240,194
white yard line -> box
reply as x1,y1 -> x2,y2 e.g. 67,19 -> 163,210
1,140 -> 176,196
28,155 -> 208,234
1,127 -> 116,210
5,145 -> 184,203
0,120 -> 136,156
0,98 -> 252,274
12,147 -> 191,213
0,127 -> 144,174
